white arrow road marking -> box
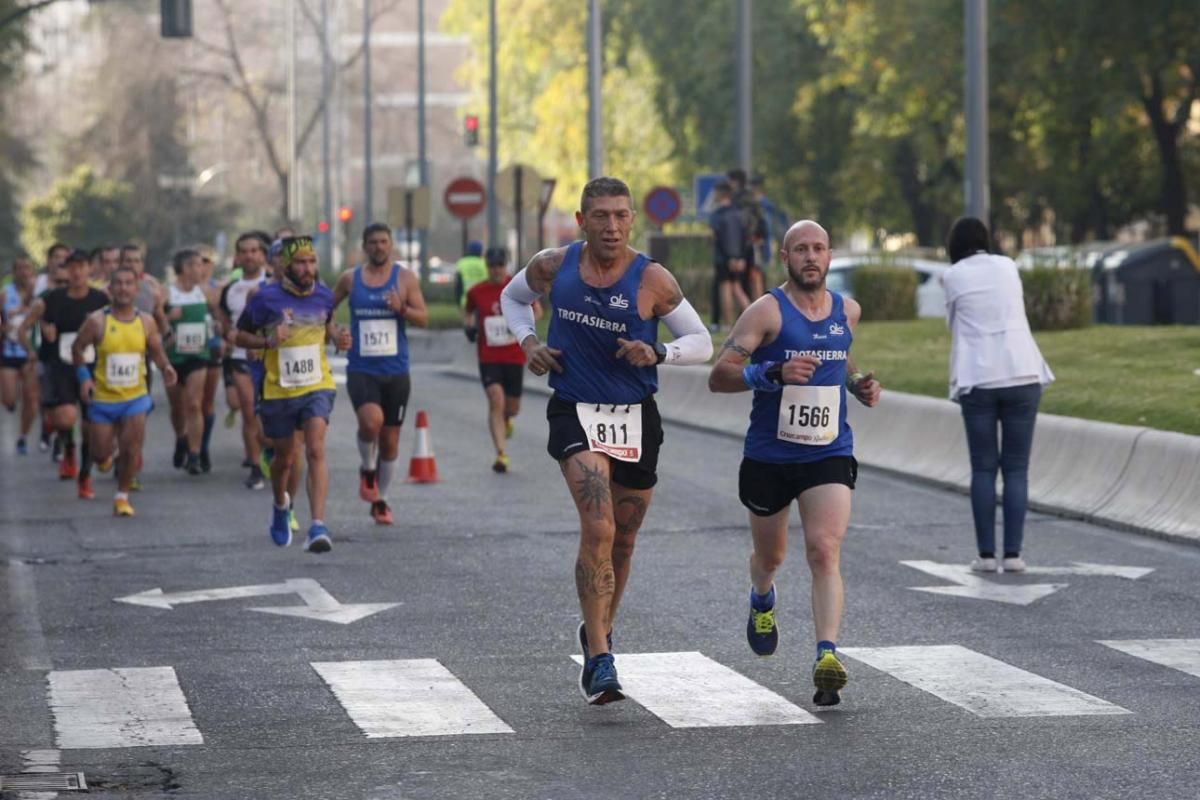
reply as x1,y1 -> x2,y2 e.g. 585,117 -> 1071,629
842,645 -> 1131,718
901,561 -> 1067,606
1022,562 -> 1154,579
115,578 -> 398,624
571,652 -> 821,727
48,667 -> 203,749
1098,639 -> 1200,680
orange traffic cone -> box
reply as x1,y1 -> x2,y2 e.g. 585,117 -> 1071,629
407,410 -> 439,483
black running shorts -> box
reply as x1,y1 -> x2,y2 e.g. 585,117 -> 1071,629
738,455 -> 858,517
546,394 -> 663,491
346,371 -> 410,427
479,362 -> 524,398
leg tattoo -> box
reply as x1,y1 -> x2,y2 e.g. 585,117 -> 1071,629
614,495 -> 648,537
575,557 -> 616,600
573,461 -> 611,519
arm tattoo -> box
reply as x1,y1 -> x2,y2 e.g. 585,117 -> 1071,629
573,461 -> 611,519
528,248 -> 566,293
575,557 -> 616,599
719,337 -> 753,360
614,495 -> 648,538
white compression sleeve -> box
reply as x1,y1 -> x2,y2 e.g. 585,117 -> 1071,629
659,299 -> 713,365
500,268 -> 540,345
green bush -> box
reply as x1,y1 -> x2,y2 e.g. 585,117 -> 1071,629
850,266 -> 918,320
1020,267 -> 1092,330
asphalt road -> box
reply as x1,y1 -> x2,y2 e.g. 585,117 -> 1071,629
2,361 -> 1199,800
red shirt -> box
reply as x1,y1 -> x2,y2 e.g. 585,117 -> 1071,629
465,278 -> 526,365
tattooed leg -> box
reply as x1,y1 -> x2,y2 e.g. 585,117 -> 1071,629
562,452 -> 617,655
609,487 -> 652,629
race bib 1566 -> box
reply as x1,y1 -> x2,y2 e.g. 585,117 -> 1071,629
777,385 -> 840,446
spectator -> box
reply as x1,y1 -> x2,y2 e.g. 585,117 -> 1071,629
454,241 -> 487,308
709,180 -> 751,330
942,216 -> 1054,575
727,168 -> 766,300
750,173 -> 789,273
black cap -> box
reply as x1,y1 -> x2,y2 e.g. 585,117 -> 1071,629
65,249 -> 90,265
485,246 -> 508,266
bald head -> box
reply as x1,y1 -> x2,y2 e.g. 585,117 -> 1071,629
780,219 -> 832,291
781,220 -> 829,251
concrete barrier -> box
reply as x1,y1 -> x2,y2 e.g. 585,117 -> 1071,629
436,331 -> 1200,545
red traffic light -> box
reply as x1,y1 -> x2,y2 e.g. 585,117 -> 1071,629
337,206 -> 353,223
465,114 -> 479,132
318,221 -> 330,233
464,114 -> 480,146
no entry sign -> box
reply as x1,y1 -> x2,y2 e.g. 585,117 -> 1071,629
643,185 -> 682,226
443,177 -> 486,220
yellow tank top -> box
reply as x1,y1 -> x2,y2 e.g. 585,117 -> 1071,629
93,311 -> 148,403
263,322 -> 335,400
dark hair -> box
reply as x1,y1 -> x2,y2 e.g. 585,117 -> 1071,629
120,243 -> 143,256
361,222 -> 392,244
111,264 -> 138,280
64,249 -> 89,266
749,173 -> 765,187
47,242 -> 70,259
726,168 -> 748,188
172,248 -> 200,272
88,247 -> 104,261
236,231 -> 271,251
946,216 -> 992,264
580,176 -> 632,213
713,180 -> 733,197
485,246 -> 508,266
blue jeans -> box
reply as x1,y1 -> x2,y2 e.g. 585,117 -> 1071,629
959,383 -> 1042,556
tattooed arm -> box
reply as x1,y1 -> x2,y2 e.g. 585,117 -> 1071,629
503,246 -> 568,375
707,294 -> 781,393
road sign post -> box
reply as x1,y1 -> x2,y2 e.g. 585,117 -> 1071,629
497,163 -> 543,266
387,186 -> 431,273
443,176 -> 487,254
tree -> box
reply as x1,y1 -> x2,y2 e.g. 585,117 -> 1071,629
0,0 -> 33,263
21,165 -> 137,259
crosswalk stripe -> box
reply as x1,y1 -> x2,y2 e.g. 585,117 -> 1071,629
841,645 -> 1131,718
311,659 -> 514,738
48,667 -> 203,749
570,652 -> 821,727
1098,639 -> 1200,679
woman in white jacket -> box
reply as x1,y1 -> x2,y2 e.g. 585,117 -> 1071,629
942,217 -> 1054,573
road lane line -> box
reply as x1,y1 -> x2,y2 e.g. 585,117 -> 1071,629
312,659 -> 513,738
570,652 -> 821,727
841,645 -> 1131,718
1099,639 -> 1200,679
48,667 -> 203,749
5,559 -> 52,671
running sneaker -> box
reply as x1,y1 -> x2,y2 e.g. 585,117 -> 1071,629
244,465 -> 265,490
505,418 -> 514,439
492,454 -> 509,473
173,438 -> 187,469
259,449 -> 272,480
577,621 -> 614,664
304,522 -> 333,554
16,437 -> 27,455
51,435 -> 62,462
579,653 -> 624,705
95,456 -> 114,473
270,505 -> 292,547
241,457 -> 253,468
970,557 -> 998,573
370,500 -> 394,525
1002,556 -> 1027,573
77,476 -> 94,500
812,649 -> 848,707
38,433 -> 50,453
186,454 -> 202,476
747,590 -> 779,657
359,469 -> 379,503
113,497 -> 135,517
289,508 -> 299,533
199,451 -> 212,473
224,409 -> 238,429
129,476 -> 142,492
58,450 -> 77,480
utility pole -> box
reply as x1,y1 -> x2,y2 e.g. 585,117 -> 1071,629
586,0 -> 603,178
486,0 -> 498,248
964,0 -> 989,221
417,0 -> 428,275
320,0 -> 333,270
286,0 -> 298,222
735,0 -> 752,171
363,0 -> 373,223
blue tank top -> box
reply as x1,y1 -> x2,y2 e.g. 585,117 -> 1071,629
347,264 -> 409,376
4,284 -> 28,359
547,241 -> 658,404
744,288 -> 855,463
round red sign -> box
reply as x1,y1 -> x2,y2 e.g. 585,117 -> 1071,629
443,177 -> 487,220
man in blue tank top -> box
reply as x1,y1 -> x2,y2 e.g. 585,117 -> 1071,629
501,177 -> 714,705
332,222 -> 428,526
709,220 -> 881,708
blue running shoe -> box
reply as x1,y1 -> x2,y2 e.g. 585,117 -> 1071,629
747,585 -> 779,656
576,621 -> 614,664
16,437 -> 27,455
812,648 -> 848,707
579,653 -> 624,706
304,522 -> 333,554
270,504 -> 291,547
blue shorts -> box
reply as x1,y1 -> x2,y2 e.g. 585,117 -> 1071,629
88,394 -> 154,424
259,390 -> 336,440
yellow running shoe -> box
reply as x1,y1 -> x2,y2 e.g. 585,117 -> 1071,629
129,476 -> 142,492
224,408 -> 238,429
289,508 -> 300,533
813,649 -> 848,707
492,453 -> 509,473
95,456 -> 114,474
113,497 -> 135,517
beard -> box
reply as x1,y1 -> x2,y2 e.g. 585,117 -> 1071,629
286,266 -> 314,290
788,263 -> 826,290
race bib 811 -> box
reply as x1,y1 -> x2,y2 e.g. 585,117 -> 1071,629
576,403 -> 643,463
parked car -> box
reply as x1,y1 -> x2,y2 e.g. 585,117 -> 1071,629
825,253 -> 950,318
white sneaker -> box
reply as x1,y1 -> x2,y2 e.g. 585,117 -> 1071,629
1002,556 -> 1027,572
970,557 -> 998,573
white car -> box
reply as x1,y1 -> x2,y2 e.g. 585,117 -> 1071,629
825,254 -> 949,318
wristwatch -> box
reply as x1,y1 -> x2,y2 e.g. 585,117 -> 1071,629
653,342 -> 668,365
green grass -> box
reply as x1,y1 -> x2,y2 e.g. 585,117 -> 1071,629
845,319 -> 1200,435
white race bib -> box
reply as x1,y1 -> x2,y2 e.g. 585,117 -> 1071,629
278,344 -> 321,388
105,352 -> 142,388
175,322 -> 206,354
6,312 -> 25,342
59,332 -> 95,364
358,318 -> 398,357
483,315 -> 516,347
777,385 -> 840,446
576,403 -> 643,463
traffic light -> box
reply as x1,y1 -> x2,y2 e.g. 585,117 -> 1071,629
337,206 -> 353,223
160,0 -> 193,38
464,114 -> 480,147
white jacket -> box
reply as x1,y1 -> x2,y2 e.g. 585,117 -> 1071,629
943,252 -> 1054,400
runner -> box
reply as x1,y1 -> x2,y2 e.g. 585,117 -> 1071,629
235,235 -> 350,553
196,246 -> 224,472
707,219 -> 881,707
219,231 -> 271,488
17,250 -> 110,498
73,266 -> 177,516
163,249 -> 219,475
32,244 -> 70,455
464,246 -> 539,473
332,222 -> 427,525
2,254 -> 39,454
500,176 -> 713,705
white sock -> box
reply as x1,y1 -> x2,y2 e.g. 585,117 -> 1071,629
377,458 -> 399,499
115,492 -> 129,502
358,437 -> 378,471
275,491 -> 290,511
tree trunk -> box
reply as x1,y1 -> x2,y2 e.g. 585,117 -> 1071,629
1140,73 -> 1191,236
